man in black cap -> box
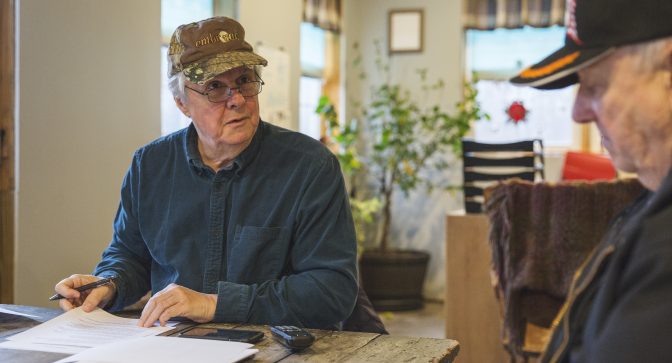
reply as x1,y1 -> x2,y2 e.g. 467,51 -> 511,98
512,0 -> 672,361
53,16 -> 358,330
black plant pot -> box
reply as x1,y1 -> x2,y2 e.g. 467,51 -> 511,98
359,249 -> 430,311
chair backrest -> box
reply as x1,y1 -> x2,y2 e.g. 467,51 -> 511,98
562,151 -> 617,181
462,139 -> 545,213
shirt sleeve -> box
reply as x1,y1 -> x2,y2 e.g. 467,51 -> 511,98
93,150 -> 152,311
214,154 -> 359,329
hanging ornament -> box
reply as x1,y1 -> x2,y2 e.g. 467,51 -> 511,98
506,100 -> 528,124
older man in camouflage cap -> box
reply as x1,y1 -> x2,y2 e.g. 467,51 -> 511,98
54,16 -> 358,330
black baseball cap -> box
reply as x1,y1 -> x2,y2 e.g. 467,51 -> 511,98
511,0 -> 672,90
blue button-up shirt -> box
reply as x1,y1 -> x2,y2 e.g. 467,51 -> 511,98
94,121 -> 358,329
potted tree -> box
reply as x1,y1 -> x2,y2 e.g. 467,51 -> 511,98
318,41 -> 487,311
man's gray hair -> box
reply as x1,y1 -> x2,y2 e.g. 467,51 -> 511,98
167,65 -> 265,103
168,72 -> 187,103
625,36 -> 672,72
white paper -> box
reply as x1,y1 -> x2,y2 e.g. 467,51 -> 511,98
0,306 -> 40,319
52,336 -> 258,363
0,307 -> 173,354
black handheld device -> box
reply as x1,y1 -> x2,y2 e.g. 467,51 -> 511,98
270,325 -> 315,350
178,327 -> 264,343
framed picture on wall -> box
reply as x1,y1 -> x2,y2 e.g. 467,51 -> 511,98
388,9 -> 424,54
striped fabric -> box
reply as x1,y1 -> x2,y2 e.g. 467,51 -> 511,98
303,0 -> 342,33
464,0 -> 565,30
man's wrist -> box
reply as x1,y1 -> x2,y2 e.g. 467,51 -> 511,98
207,293 -> 218,321
96,274 -> 119,309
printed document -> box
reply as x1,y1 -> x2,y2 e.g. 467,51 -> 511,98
0,307 -> 174,354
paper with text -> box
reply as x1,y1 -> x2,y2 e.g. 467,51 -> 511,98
0,307 -> 174,354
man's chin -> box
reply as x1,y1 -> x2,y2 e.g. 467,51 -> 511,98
612,156 -> 636,175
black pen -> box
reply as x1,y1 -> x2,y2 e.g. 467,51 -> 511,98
48,277 -> 116,301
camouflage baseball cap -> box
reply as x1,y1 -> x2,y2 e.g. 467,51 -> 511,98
167,16 -> 268,84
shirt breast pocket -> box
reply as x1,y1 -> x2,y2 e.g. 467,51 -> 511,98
227,226 -> 290,284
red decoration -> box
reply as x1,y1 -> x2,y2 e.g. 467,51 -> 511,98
506,101 -> 528,124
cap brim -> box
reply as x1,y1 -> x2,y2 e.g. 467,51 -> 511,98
510,41 -> 615,90
183,51 -> 269,84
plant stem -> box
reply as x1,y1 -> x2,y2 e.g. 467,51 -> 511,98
379,163 -> 398,252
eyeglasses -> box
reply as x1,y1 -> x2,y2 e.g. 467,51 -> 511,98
185,80 -> 264,103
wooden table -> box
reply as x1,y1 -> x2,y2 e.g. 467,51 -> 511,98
0,304 -> 459,362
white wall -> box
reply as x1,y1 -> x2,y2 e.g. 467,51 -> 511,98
343,0 -> 464,300
238,0 -> 302,131
16,0 -> 161,306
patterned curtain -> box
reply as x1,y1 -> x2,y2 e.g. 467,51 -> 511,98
464,0 -> 565,30
303,0 -> 342,33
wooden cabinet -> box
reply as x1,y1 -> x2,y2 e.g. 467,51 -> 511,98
445,212 -> 507,363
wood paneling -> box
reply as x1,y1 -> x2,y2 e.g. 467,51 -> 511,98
1,0 -> 15,303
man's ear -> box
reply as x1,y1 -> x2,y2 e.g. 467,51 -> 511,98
174,97 -> 191,118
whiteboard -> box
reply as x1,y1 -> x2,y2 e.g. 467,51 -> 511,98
256,45 -> 292,130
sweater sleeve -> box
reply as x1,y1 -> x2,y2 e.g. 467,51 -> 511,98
93,151 -> 152,311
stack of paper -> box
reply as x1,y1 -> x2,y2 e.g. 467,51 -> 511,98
0,307 -> 258,363
0,307 -> 174,354
53,336 -> 258,363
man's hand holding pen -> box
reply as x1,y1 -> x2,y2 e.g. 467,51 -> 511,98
53,276 -> 217,328
53,274 -> 117,313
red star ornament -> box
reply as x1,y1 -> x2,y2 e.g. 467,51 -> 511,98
506,101 -> 528,124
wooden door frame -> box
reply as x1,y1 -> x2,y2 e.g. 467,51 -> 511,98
1,0 -> 16,303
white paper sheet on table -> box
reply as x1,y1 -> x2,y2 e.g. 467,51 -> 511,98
52,336 -> 258,363
0,306 -> 40,319
0,307 -> 175,354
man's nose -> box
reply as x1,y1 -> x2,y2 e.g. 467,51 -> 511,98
572,86 -> 596,124
225,87 -> 245,108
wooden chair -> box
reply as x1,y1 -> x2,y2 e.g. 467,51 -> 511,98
462,139 -> 545,213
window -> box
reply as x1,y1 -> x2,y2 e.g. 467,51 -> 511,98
160,0 -> 215,135
298,22 -> 326,140
299,76 -> 323,140
466,26 -> 574,147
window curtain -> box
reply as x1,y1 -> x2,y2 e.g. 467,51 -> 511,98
303,0 -> 342,33
464,0 -> 565,30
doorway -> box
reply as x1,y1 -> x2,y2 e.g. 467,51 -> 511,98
0,0 -> 16,303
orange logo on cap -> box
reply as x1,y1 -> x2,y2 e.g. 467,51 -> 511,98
520,51 -> 580,79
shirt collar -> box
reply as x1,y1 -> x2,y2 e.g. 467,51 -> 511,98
184,121 -> 265,174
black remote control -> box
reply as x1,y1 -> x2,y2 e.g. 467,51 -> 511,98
270,325 -> 315,350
